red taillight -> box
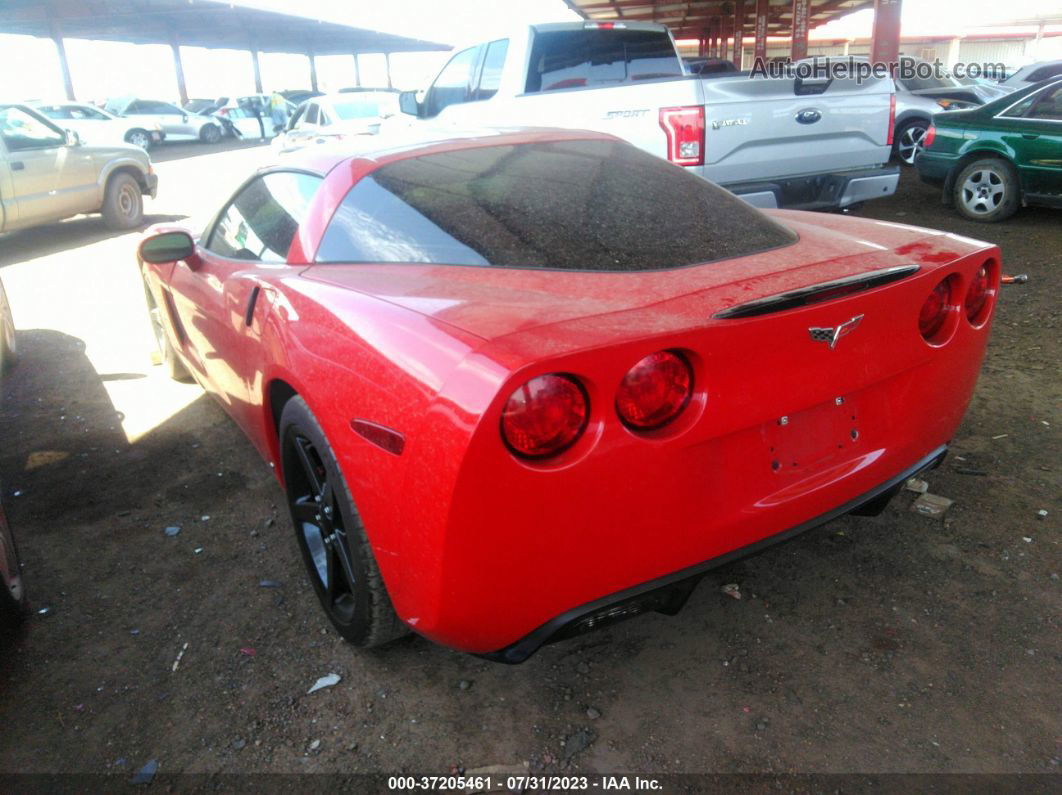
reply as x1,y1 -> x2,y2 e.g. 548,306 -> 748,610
923,124 -> 937,149
919,278 -> 952,342
965,263 -> 994,325
659,106 -> 705,167
217,107 -> 230,116
887,93 -> 896,146
615,351 -> 693,431
501,374 -> 588,458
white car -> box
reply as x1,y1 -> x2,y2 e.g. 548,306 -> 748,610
272,91 -> 398,152
1002,60 -> 1062,91
105,97 -> 222,144
30,102 -> 164,150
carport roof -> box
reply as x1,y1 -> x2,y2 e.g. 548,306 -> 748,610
0,0 -> 451,54
562,0 -> 876,39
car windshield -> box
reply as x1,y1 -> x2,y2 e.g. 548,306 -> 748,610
316,138 -> 796,271
330,94 -> 398,120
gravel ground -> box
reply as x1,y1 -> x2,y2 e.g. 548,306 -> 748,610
0,145 -> 1058,784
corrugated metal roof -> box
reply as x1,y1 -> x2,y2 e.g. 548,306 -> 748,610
561,0 -> 876,40
0,0 -> 450,54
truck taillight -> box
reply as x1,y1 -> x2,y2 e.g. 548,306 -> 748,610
887,94 -> 896,146
659,106 -> 705,167
584,21 -> 625,29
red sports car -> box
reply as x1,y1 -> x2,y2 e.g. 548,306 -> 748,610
137,129 -> 1000,662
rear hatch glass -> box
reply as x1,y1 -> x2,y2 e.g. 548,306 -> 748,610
314,139 -> 796,271
525,28 -> 684,92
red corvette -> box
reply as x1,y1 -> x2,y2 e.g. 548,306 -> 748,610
137,129 -> 999,662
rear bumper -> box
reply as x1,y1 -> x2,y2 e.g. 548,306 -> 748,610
481,445 -> 948,664
725,166 -> 900,211
916,151 -> 959,186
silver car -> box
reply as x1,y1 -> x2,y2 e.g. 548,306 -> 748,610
0,104 -> 158,232
106,97 -> 222,144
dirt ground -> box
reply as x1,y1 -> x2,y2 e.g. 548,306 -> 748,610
0,144 -> 1058,784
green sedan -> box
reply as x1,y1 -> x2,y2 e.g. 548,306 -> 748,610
916,78 -> 1062,222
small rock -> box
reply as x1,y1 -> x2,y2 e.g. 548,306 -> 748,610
309,739 -> 321,752
1037,509 -> 1048,520
307,673 -> 341,694
586,706 -> 601,720
911,493 -> 953,520
756,720 -> 769,731
37,606 -> 54,617
259,579 -> 282,589
904,478 -> 929,494
200,515 -> 210,522
164,526 -> 181,537
721,583 -> 742,600
575,662 -> 590,675
458,679 -> 472,690
130,759 -> 159,785
130,628 -> 141,636
265,517 -> 276,528
563,728 -> 595,760
193,547 -> 204,555
232,738 -> 246,751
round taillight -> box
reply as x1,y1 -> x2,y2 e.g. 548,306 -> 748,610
919,278 -> 952,342
501,373 -> 588,459
965,264 -> 992,325
615,350 -> 693,431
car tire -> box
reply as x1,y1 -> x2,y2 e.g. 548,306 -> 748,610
0,519 -> 25,635
280,396 -> 408,648
953,157 -> 1020,222
894,119 -> 929,166
200,124 -> 221,144
125,129 -> 153,150
0,281 -> 16,374
143,281 -> 192,382
100,172 -> 144,230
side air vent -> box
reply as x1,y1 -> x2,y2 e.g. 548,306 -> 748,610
713,265 -> 920,319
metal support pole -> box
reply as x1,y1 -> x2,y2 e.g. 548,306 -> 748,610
733,0 -> 745,69
353,53 -> 361,86
251,48 -> 263,93
308,52 -> 318,92
754,0 -> 769,62
709,18 -> 719,58
170,33 -> 188,106
385,53 -> 392,89
49,20 -> 76,100
791,0 -> 810,61
720,17 -> 731,61
870,0 -> 903,65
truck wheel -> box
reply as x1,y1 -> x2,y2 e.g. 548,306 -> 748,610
125,129 -> 152,150
953,158 -> 1019,223
280,396 -> 408,648
894,119 -> 929,166
101,172 -> 144,230
143,281 -> 191,382
0,281 -> 16,373
200,124 -> 221,144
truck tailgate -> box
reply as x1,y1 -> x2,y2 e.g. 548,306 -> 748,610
699,74 -> 893,184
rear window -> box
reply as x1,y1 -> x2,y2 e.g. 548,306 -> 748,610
526,29 -> 683,93
332,94 -> 398,120
315,139 -> 795,271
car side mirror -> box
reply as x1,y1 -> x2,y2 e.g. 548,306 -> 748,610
64,129 -> 81,147
139,229 -> 199,267
398,90 -> 421,118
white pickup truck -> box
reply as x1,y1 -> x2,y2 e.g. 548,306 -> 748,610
393,21 -> 898,210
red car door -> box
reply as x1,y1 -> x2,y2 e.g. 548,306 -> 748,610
165,170 -> 323,439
